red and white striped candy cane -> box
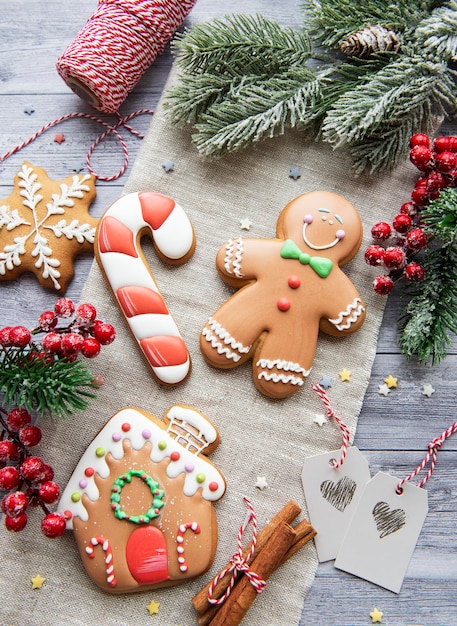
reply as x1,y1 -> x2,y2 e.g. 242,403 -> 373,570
312,383 -> 351,468
176,521 -> 201,573
85,535 -> 116,587
95,191 -> 195,385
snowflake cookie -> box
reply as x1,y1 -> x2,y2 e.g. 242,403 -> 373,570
0,162 -> 97,292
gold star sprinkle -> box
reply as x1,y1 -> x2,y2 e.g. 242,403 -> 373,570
370,607 -> 383,623
146,600 -> 160,615
338,368 -> 352,382
384,374 -> 398,388
31,574 -> 46,589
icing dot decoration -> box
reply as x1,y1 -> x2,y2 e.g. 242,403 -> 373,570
84,467 -> 95,477
196,473 -> 206,484
158,441 -> 167,451
209,482 -> 219,492
121,423 -> 131,432
79,479 -> 88,489
288,275 -> 301,289
71,492 -> 81,502
64,510 -> 73,520
95,447 -> 106,458
142,429 -> 151,439
170,451 -> 181,462
112,432 -> 122,442
110,469 -> 165,524
277,298 -> 291,312
185,463 -> 195,473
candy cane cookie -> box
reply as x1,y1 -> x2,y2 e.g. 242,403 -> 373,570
95,191 -> 195,385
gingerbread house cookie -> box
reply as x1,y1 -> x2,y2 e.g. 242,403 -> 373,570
59,405 -> 226,594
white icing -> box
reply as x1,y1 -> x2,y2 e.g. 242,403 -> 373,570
59,408 -> 225,529
202,317 -> 251,362
302,221 -> 342,250
256,358 -> 311,377
224,237 -> 244,277
97,192 -> 194,384
166,406 -> 217,446
257,371 -> 305,386
328,298 -> 365,330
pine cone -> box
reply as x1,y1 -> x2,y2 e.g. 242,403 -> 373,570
340,25 -> 401,58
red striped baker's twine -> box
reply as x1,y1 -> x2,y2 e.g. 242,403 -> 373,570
207,496 -> 266,606
312,383 -> 351,468
396,420 -> 457,494
0,109 -> 153,181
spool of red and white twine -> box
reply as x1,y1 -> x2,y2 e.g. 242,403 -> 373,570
1,0 -> 196,180
57,0 -> 197,114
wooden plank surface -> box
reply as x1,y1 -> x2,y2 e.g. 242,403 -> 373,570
1,1 -> 456,624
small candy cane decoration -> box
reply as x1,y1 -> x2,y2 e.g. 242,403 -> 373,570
176,521 -> 201,573
85,535 -> 116,587
207,496 -> 266,606
396,420 -> 457,494
312,383 -> 351,468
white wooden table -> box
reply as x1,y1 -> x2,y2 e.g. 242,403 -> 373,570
1,1 -> 456,624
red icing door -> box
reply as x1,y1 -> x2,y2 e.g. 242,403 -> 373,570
126,526 -> 169,584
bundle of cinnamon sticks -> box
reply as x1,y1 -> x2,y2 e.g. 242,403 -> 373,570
192,500 -> 316,626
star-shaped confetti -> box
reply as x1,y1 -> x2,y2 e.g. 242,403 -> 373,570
314,413 -> 327,426
255,476 -> 268,490
421,383 -> 435,397
289,166 -> 301,180
161,159 -> 174,172
0,162 -> 97,292
240,217 -> 253,231
370,607 -> 383,623
338,368 -> 352,382
31,574 -> 46,589
53,133 -> 66,144
378,383 -> 391,397
24,104 -> 35,115
384,374 -> 398,389
319,375 -> 332,389
146,599 -> 160,615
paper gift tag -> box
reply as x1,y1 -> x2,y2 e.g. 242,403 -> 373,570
301,447 -> 371,562
334,471 -> 428,593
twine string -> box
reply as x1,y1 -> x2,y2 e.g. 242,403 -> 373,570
0,109 -> 154,181
207,496 -> 266,606
312,383 -> 351,468
396,420 -> 457,493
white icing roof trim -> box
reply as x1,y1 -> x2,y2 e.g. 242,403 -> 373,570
59,407 -> 225,529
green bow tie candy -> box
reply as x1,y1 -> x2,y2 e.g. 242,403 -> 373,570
280,240 -> 333,278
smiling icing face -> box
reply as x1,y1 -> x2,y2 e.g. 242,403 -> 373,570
279,190 -> 363,264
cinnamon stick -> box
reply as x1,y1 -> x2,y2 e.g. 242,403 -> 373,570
208,521 -> 296,626
192,500 -> 301,615
197,518 -> 316,626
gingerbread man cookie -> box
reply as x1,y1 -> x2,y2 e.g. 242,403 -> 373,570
200,191 -> 366,399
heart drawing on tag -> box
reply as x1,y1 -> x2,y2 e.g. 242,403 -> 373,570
320,475 -> 357,512
372,501 -> 406,538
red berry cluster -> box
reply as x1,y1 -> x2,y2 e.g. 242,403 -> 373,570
0,297 -> 115,361
365,133 -> 457,295
0,407 -> 66,538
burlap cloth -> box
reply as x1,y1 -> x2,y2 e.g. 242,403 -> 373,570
0,67 -> 418,625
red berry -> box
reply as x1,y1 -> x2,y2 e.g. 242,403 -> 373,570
409,133 -> 430,148
37,311 -> 58,331
42,463 -> 55,482
371,221 -> 391,241
434,151 -> 457,174
406,227 -> 427,251
0,466 -> 20,490
93,320 -> 116,345
364,245 -> 385,266
404,262 -> 425,282
409,145 -> 432,171
373,275 -> 394,295
449,137 -> 457,152
19,425 -> 42,447
41,512 -> 67,538
21,456 -> 46,484
8,325 -> 32,347
392,213 -> 412,234
42,332 -> 62,353
2,491 -> 28,517
54,297 -> 75,318
383,247 -> 406,271
7,407 -> 32,432
76,303 -> 97,325
61,333 -> 84,355
4,512 -> 28,532
433,136 -> 452,153
411,186 -> 430,207
399,201 -> 417,216
38,481 -> 61,504
81,337 -> 101,358
0,327 -> 12,346
426,171 -> 445,192
0,440 -> 19,461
